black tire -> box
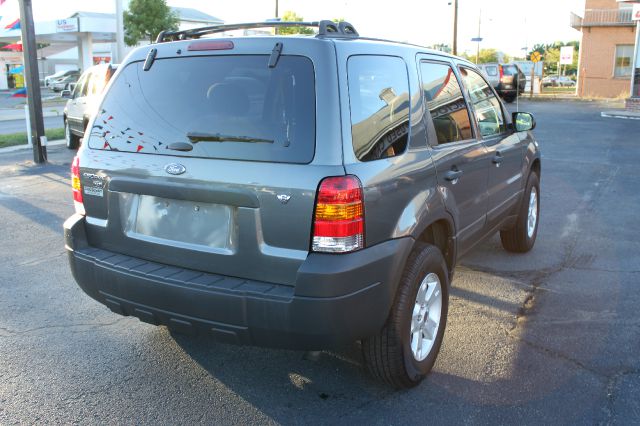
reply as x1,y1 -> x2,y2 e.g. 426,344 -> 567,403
362,243 -> 449,389
65,120 -> 79,149
500,172 -> 540,253
503,94 -> 516,103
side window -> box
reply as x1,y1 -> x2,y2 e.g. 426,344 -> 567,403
81,73 -> 91,97
459,67 -> 506,138
348,55 -> 410,162
72,74 -> 87,99
485,66 -> 498,77
89,71 -> 105,95
420,61 -> 473,144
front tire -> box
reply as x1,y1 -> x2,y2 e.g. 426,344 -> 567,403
65,120 -> 79,149
500,172 -> 540,252
362,243 -> 449,388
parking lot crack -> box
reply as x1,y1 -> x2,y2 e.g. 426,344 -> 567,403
510,334 -> 606,378
0,317 -> 129,337
604,369 -> 640,424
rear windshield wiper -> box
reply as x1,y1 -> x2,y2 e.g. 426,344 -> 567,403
187,132 -> 274,144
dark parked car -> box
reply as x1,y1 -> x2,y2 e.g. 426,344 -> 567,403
478,63 -> 526,102
63,64 -> 118,149
65,21 -> 540,388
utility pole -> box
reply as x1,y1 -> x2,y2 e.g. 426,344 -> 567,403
18,0 -> 46,163
476,9 -> 482,64
275,0 -> 279,18
452,0 -> 458,56
115,0 -> 125,62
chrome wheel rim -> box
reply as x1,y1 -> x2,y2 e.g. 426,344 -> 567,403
527,187 -> 538,238
410,272 -> 442,362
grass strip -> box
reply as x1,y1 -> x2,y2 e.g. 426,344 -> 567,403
0,127 -> 65,149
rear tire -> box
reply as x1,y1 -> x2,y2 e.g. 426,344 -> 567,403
65,120 -> 79,149
503,94 -> 516,103
362,243 -> 449,389
500,172 -> 540,253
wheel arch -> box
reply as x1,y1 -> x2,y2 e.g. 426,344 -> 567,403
413,216 -> 456,280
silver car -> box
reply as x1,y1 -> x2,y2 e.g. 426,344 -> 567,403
62,64 -> 117,149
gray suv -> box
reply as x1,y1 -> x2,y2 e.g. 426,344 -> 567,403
64,21 -> 540,388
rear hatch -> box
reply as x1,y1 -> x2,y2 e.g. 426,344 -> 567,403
78,38 -> 343,286
500,64 -> 518,88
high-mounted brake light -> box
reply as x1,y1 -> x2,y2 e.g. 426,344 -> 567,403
187,40 -> 234,51
71,156 -> 85,215
312,175 -> 364,253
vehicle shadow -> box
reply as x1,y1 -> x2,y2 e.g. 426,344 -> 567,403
168,332 -> 395,421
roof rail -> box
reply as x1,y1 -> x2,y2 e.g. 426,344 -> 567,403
156,20 -> 359,43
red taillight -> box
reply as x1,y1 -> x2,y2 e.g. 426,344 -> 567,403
312,175 -> 364,253
71,155 -> 85,215
499,64 -> 504,80
187,40 -> 234,51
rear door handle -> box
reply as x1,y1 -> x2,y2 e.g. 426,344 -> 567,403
493,152 -> 504,165
444,169 -> 463,183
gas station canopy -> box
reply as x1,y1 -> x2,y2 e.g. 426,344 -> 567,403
0,12 -> 116,71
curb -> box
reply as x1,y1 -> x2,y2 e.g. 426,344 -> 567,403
600,111 -> 640,120
0,110 -> 62,122
0,139 -> 66,153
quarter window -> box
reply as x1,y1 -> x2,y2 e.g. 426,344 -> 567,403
459,67 -> 506,138
614,45 -> 634,78
347,55 -> 410,161
420,62 -> 473,144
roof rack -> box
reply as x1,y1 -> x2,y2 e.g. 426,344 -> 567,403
156,20 -> 359,43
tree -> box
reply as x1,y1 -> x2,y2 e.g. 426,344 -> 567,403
429,43 -> 452,54
278,11 -> 314,35
124,0 -> 179,46
529,40 -> 580,76
460,49 -> 510,64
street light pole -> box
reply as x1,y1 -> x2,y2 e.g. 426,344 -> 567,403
476,8 -> 482,64
452,0 -> 458,56
18,0 -> 46,164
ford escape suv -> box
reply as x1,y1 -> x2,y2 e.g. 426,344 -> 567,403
64,21 -> 540,388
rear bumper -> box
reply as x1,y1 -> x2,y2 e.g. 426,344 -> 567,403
64,214 -> 413,349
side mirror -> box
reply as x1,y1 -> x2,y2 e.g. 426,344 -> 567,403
61,89 -> 72,99
512,112 -> 536,132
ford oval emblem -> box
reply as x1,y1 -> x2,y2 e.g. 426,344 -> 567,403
164,163 -> 186,175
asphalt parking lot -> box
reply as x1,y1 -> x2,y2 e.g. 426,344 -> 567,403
0,99 -> 639,425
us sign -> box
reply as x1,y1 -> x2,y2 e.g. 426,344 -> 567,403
56,18 -> 78,33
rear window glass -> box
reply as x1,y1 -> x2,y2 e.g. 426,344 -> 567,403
485,66 -> 498,76
502,65 -> 518,76
347,55 -> 410,162
87,55 -> 316,164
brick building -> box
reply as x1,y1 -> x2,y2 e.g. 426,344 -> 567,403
571,0 -> 638,98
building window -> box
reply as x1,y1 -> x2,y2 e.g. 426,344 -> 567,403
614,45 -> 634,78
